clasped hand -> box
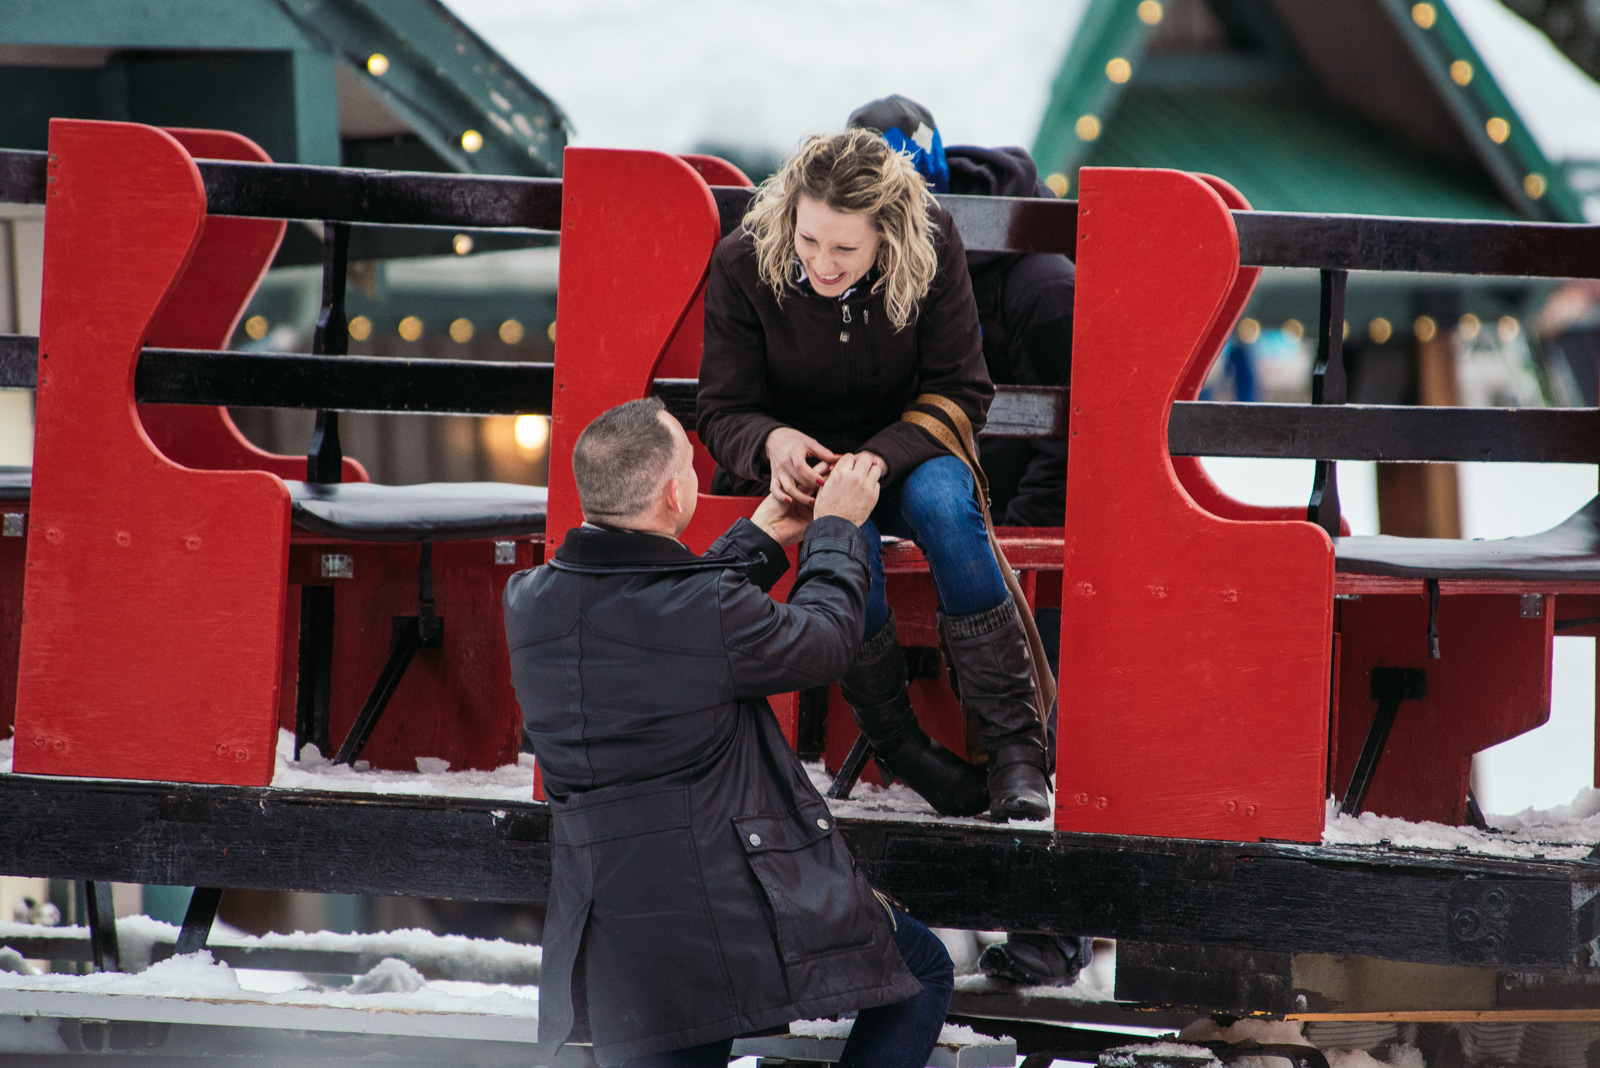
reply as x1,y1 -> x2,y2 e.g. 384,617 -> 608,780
752,450 -> 884,546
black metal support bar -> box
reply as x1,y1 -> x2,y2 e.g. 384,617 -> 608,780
174,887 -> 223,957
827,734 -> 873,801
307,222 -> 351,485
332,543 -> 443,767
294,586 -> 335,759
332,619 -> 423,767
83,880 -> 119,972
1340,668 -> 1428,817
1427,578 -> 1442,660
1307,270 -> 1349,537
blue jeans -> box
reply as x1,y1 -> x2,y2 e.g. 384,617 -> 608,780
862,455 -> 1010,639
612,907 -> 953,1068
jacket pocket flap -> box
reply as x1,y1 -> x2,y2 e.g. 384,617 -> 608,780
733,807 -> 836,853
554,783 -> 690,845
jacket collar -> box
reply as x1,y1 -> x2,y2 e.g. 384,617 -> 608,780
550,524 -> 760,575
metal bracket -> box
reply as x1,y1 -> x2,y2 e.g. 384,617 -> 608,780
493,540 -> 517,565
1520,593 -> 1545,619
1,513 -> 24,537
826,734 -> 874,801
320,553 -> 354,579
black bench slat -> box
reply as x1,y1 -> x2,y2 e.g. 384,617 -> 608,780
5,335 -> 1597,458
8,148 -> 1600,274
287,481 -> 546,541
1336,497 -> 1600,580
1168,401 -> 1600,464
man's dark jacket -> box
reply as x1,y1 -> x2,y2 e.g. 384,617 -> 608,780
697,201 -> 993,494
949,145 -> 1075,527
504,516 -> 920,1063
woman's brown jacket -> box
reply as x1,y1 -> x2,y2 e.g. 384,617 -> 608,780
697,202 -> 993,492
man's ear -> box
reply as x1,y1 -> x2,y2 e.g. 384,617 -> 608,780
663,475 -> 683,516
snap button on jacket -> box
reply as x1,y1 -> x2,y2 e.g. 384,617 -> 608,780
504,517 -> 920,1064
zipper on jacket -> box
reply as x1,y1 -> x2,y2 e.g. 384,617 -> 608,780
841,303 -> 856,400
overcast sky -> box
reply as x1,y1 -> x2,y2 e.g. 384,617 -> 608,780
442,0 -> 1088,156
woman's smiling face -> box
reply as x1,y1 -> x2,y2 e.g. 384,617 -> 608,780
794,194 -> 881,298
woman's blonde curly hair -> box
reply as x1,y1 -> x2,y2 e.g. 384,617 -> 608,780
742,130 -> 939,331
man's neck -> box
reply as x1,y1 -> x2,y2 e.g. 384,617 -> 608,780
584,518 -> 681,542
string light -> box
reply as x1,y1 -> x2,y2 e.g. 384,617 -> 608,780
1414,315 -> 1438,342
243,315 -> 269,340
452,234 -> 474,255
1412,3 -> 1436,28
1498,315 -> 1520,341
1236,318 -> 1261,344
461,129 -> 484,153
1044,173 -> 1070,197
514,415 -> 550,455
1486,117 -> 1510,143
499,319 -> 525,344
1075,115 -> 1102,141
366,53 -> 390,76
449,318 -> 474,343
1137,1 -> 1163,25
547,320 -> 558,343
1459,313 -> 1481,340
348,315 -> 372,341
1369,318 -> 1393,344
1450,60 -> 1473,85
1524,173 -> 1547,199
398,316 -> 424,341
1282,319 -> 1304,340
1106,57 -> 1132,83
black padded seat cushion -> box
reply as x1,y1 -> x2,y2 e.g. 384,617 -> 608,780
286,481 -> 547,541
0,466 -> 29,502
1335,495 -> 1600,580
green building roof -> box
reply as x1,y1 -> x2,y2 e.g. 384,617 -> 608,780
1033,0 -> 1583,222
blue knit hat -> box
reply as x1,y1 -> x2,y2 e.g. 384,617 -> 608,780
847,94 -> 949,194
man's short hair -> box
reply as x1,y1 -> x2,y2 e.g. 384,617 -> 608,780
572,397 -> 679,519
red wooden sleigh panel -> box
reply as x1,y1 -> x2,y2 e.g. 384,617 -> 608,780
15,120 -> 291,785
1057,167 -> 1335,842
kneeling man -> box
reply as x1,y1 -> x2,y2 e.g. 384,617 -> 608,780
505,399 -> 953,1068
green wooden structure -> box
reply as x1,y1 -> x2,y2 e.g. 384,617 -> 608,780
1033,0 -> 1581,222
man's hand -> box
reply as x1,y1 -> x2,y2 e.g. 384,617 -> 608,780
765,427 -> 841,507
814,453 -> 882,527
750,494 -> 812,547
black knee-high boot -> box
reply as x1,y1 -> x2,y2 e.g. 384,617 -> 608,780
940,595 -> 1051,821
840,611 -> 990,818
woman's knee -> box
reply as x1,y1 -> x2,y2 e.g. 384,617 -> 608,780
892,911 -> 955,993
897,457 -> 983,534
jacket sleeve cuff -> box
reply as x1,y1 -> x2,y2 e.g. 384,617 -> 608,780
709,516 -> 790,592
860,424 -> 936,486
799,515 -> 869,569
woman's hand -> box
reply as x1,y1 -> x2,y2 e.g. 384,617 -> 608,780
764,427 -> 841,506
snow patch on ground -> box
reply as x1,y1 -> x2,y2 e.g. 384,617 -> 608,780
269,731 -> 537,800
1321,796 -> 1600,861
1324,1045 -> 1425,1068
1103,1042 -> 1220,1065
788,1017 -> 998,1049
0,950 -> 541,1017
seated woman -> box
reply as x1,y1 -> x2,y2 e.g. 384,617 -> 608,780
697,130 -> 1050,821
